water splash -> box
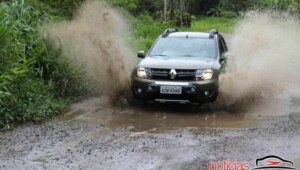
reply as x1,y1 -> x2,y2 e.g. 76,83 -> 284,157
219,11 -> 300,112
45,1 -> 135,102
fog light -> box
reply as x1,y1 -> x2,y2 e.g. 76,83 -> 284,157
137,88 -> 143,94
204,90 -> 210,96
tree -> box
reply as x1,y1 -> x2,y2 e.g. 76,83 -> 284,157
163,0 -> 191,27
164,0 -> 168,21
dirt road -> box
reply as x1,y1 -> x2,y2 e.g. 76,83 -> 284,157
0,95 -> 299,170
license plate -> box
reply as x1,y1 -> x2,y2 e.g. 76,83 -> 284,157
160,86 -> 182,94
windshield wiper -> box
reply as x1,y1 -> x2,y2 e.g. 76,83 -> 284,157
150,54 -> 167,56
178,54 -> 193,57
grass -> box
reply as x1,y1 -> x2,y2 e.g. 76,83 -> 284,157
0,0 -> 88,130
26,0 -> 84,20
188,16 -> 238,33
134,15 -> 238,52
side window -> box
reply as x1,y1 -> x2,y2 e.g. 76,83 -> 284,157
220,38 -> 228,52
218,38 -> 225,55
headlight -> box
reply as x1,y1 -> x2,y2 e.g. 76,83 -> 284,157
195,69 -> 213,81
137,67 -> 151,79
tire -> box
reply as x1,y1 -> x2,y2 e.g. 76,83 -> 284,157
209,91 -> 219,102
127,91 -> 148,106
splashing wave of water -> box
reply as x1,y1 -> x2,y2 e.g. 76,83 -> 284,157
45,1 -> 134,102
219,11 -> 300,110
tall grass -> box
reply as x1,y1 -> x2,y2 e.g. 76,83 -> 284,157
134,15 -> 237,52
26,0 -> 84,19
0,0 -> 87,129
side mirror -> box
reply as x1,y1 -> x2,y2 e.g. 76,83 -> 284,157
137,51 -> 145,58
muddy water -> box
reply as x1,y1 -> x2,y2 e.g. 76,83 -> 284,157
45,1 -> 134,100
57,97 -> 257,132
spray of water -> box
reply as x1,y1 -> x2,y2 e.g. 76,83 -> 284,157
219,11 -> 300,111
45,3 -> 300,110
45,1 -> 134,102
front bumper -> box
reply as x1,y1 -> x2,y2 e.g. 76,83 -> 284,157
131,77 -> 218,103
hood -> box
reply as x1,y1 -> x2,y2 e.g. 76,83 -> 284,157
138,56 -> 220,70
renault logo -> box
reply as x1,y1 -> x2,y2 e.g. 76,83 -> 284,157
169,69 -> 177,80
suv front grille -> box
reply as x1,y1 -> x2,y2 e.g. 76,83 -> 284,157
151,68 -> 196,81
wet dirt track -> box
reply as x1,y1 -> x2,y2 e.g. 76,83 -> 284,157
0,96 -> 299,170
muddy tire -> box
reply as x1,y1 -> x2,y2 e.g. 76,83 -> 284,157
127,95 -> 148,106
209,91 -> 219,102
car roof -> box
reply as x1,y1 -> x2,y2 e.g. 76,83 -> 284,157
164,32 -> 210,38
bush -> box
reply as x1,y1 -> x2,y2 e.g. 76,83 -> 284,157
0,0 -> 87,129
221,11 -> 237,18
27,0 -> 85,19
215,0 -> 300,14
108,0 -> 163,17
109,0 -> 138,14
0,77 -> 65,129
133,15 -> 173,51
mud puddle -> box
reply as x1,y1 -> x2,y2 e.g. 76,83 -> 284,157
56,97 -> 264,132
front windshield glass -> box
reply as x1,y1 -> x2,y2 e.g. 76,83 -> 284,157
149,37 -> 217,58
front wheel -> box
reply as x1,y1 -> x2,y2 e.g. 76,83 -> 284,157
127,91 -> 149,106
209,91 -> 219,102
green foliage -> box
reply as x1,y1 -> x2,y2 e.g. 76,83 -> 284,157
109,0 -> 162,17
0,0 -> 87,129
136,0 -> 162,17
109,0 -> 138,14
26,0 -> 85,19
0,77 -> 65,129
207,6 -> 223,17
42,41 -> 91,98
221,11 -> 237,18
107,0 -> 300,19
133,15 -> 173,51
188,16 -> 237,33
134,15 -> 237,52
213,0 -> 300,14
272,0 -> 300,13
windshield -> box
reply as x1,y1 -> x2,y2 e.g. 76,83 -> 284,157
149,37 -> 217,58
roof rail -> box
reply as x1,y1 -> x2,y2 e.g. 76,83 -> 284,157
162,28 -> 178,37
209,29 -> 219,38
